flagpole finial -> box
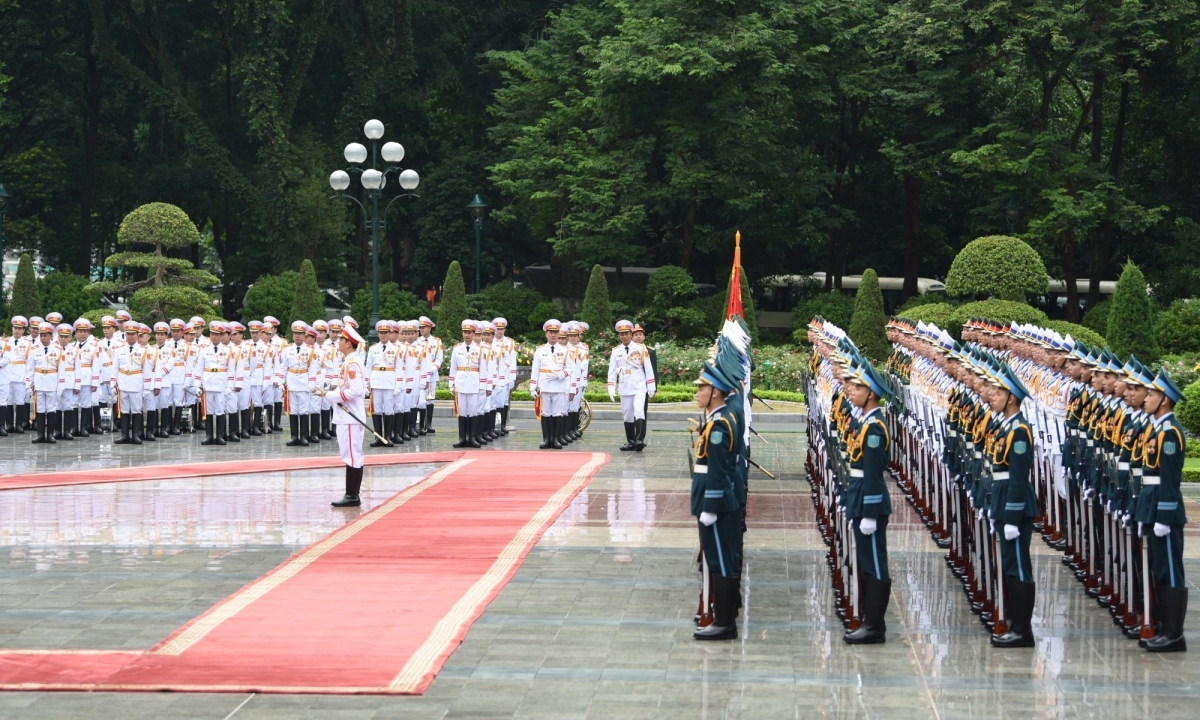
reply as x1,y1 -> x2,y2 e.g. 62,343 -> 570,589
735,230 -> 741,249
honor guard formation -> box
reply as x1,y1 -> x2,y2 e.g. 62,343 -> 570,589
804,316 -> 1188,652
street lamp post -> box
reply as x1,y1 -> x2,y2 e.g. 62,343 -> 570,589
467,194 -> 488,294
0,184 -> 11,316
1003,195 -> 1022,235
329,119 -> 420,342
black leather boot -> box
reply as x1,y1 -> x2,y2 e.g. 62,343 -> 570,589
249,408 -> 263,436
74,408 -> 89,437
170,406 -> 182,435
13,404 -> 27,433
425,404 -> 436,433
114,413 -> 133,444
387,414 -> 402,445
58,409 -> 75,441
991,578 -> 1036,648
201,412 -> 220,445
0,406 -> 9,436
415,408 -> 427,435
620,422 -> 636,451
844,575 -> 891,644
472,415 -> 488,445
453,416 -> 478,448
157,408 -> 171,438
239,408 -> 251,438
333,465 -> 364,507
31,411 -> 49,444
633,419 -> 646,451
408,409 -> 420,440
272,401 -> 284,431
370,415 -> 387,447
287,414 -> 308,446
140,410 -> 156,441
499,406 -> 510,435
319,409 -> 333,440
20,403 -> 32,430
1146,586 -> 1188,653
95,405 -> 105,433
307,413 -> 321,443
226,412 -> 241,442
214,415 -> 228,445
130,413 -> 143,444
694,574 -> 739,640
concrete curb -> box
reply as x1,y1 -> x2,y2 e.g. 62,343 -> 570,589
431,406 -> 804,423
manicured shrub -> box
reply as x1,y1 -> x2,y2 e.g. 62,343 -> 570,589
1154,300 -> 1200,355
291,259 -> 325,325
435,261 -> 470,344
1106,260 -> 1159,364
849,269 -> 890,361
579,264 -> 612,333
944,235 -> 1048,301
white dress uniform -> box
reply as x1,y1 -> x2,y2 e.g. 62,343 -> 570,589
231,339 -> 251,412
3,327 -> 34,426
449,334 -> 482,417
322,344 -> 367,469
58,330 -> 79,414
531,340 -> 569,417
164,335 -> 188,410
607,339 -> 657,421
32,336 -> 63,416
197,338 -> 234,417
417,317 -> 443,433
111,329 -> 147,443
367,334 -> 398,417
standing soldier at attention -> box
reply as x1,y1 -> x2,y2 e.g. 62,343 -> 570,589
55,323 -> 79,440
531,319 -> 569,450
112,321 -> 145,445
367,320 -> 397,447
418,316 -> 442,435
164,319 -> 189,434
72,319 -> 99,437
492,318 -> 515,436
449,319 -> 482,448
608,320 -> 656,451
277,321 -> 313,446
196,322 -> 233,446
1136,369 -> 1188,652
31,322 -> 62,444
986,362 -> 1039,648
264,316 -> 285,431
633,324 -> 657,449
690,324 -> 748,640
317,324 -> 368,507
149,322 -> 172,439
841,358 -> 895,645
565,322 -> 587,442
3,316 -> 33,434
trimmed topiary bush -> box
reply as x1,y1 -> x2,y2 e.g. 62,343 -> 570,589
952,299 -> 1048,328
435,261 -> 470,344
792,291 -> 855,331
944,235 -> 1049,301
579,264 -> 612,333
9,253 -> 41,320
242,272 -> 299,324
896,293 -> 952,315
1044,320 -> 1104,349
849,269 -> 890,361
1154,300 -> 1200,355
1106,260 -> 1160,363
897,302 -> 963,339
291,259 -> 325,325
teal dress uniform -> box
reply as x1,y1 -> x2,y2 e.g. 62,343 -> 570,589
846,407 -> 892,581
989,413 -> 1037,584
1137,413 -> 1187,588
691,402 -> 743,577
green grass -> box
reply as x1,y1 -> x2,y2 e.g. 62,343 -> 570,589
1185,458 -> 1199,482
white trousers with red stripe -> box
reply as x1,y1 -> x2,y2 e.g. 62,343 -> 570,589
337,422 -> 365,468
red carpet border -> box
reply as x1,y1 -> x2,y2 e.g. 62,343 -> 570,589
0,451 -> 609,694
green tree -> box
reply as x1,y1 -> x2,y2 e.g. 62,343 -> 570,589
1106,260 -> 1160,362
435,261 -> 469,344
290,259 -> 324,325
478,281 -> 547,336
1178,381 -> 1200,437
8,253 -> 41,320
350,283 -> 427,330
242,271 -> 299,324
792,292 -> 855,333
944,236 -> 1049,302
38,271 -> 104,322
1154,300 -> 1200,355
92,203 -> 219,323
579,265 -> 612,332
1082,300 -> 1111,338
849,269 -> 890,361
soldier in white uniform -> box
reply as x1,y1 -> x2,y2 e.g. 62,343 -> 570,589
135,324 -> 158,441
276,321 -> 314,446
246,320 -> 267,435
607,319 -> 656,451
94,317 -> 120,434
54,323 -> 79,441
112,321 -> 145,444
418,316 -> 442,434
366,320 -> 396,446
72,319 -> 99,437
30,322 -> 62,443
316,324 -> 368,507
226,321 -> 250,440
449,319 -> 482,448
147,322 -> 171,439
394,320 -> 421,443
530,319 -> 569,450
565,321 -> 589,442
324,318 -> 343,436
263,316 -> 284,431
491,318 -> 516,436
163,319 -> 189,434
195,321 -> 235,445
2,316 -> 34,434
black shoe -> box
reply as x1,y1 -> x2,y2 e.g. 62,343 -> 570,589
990,578 -> 1036,648
333,466 -> 364,507
844,576 -> 890,644
287,415 -> 309,447
694,575 -> 739,640
620,422 -> 636,451
1146,586 -> 1188,653
424,404 -> 436,433
272,402 -> 284,431
307,413 -> 321,443
249,408 -> 263,436
633,419 -> 646,451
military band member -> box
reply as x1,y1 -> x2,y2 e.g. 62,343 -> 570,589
531,319 -> 569,450
367,320 -> 398,447
450,319 -> 482,448
30,322 -> 62,444
842,360 -> 895,644
277,321 -> 312,446
264,315 -> 286,431
690,327 -> 748,640
492,318 -> 515,436
163,319 -> 188,434
112,321 -> 145,445
317,325 -> 368,507
1136,369 -> 1189,652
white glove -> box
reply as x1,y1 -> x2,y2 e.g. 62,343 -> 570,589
529,387 -> 538,399
648,387 -> 656,399
699,512 -> 717,527
1084,487 -> 1095,500
1004,524 -> 1020,541
608,390 -> 615,402
976,508 -> 985,521
1154,522 -> 1171,537
1138,522 -> 1144,537
858,517 -> 877,535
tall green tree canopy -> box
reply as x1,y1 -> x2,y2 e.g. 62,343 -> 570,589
1106,260 -> 1160,363
849,269 -> 889,361
8,253 -> 41,320
579,265 -> 612,333
291,259 -> 325,325
435,260 -> 469,343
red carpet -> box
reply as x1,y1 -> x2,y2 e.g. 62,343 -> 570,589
0,451 -> 467,491
0,451 -> 608,694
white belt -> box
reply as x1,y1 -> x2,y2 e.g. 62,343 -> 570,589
694,464 -> 708,474
849,469 -> 864,477
1118,462 -> 1130,471
1142,475 -> 1160,485
992,471 -> 1010,480
974,452 -> 982,459
948,430 -> 957,437
1134,468 -> 1143,477
1086,440 -> 1095,447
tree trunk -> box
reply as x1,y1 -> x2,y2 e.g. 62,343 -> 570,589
1087,81 -> 1131,310
77,19 -> 103,276
1062,230 -> 1079,322
901,172 -> 922,300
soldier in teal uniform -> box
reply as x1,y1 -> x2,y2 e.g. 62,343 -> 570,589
1136,368 -> 1188,652
986,362 -> 1039,648
842,359 -> 895,644
690,326 -> 748,641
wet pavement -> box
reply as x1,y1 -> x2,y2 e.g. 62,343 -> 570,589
0,417 -> 1196,718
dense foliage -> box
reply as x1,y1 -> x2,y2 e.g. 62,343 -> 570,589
849,269 -> 889,361
1155,301 -> 1200,355
953,300 -> 1049,329
37,272 -> 104,322
1179,381 -> 1200,438
3,0 -> 1200,323
1044,321 -> 1105,350
944,236 -> 1049,302
791,292 -> 855,334
1106,261 -> 1160,363
350,283 -> 427,330
1082,301 -> 1112,338
435,261 -> 469,343
475,281 -> 545,335
897,303 -> 962,339
242,272 -> 299,324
